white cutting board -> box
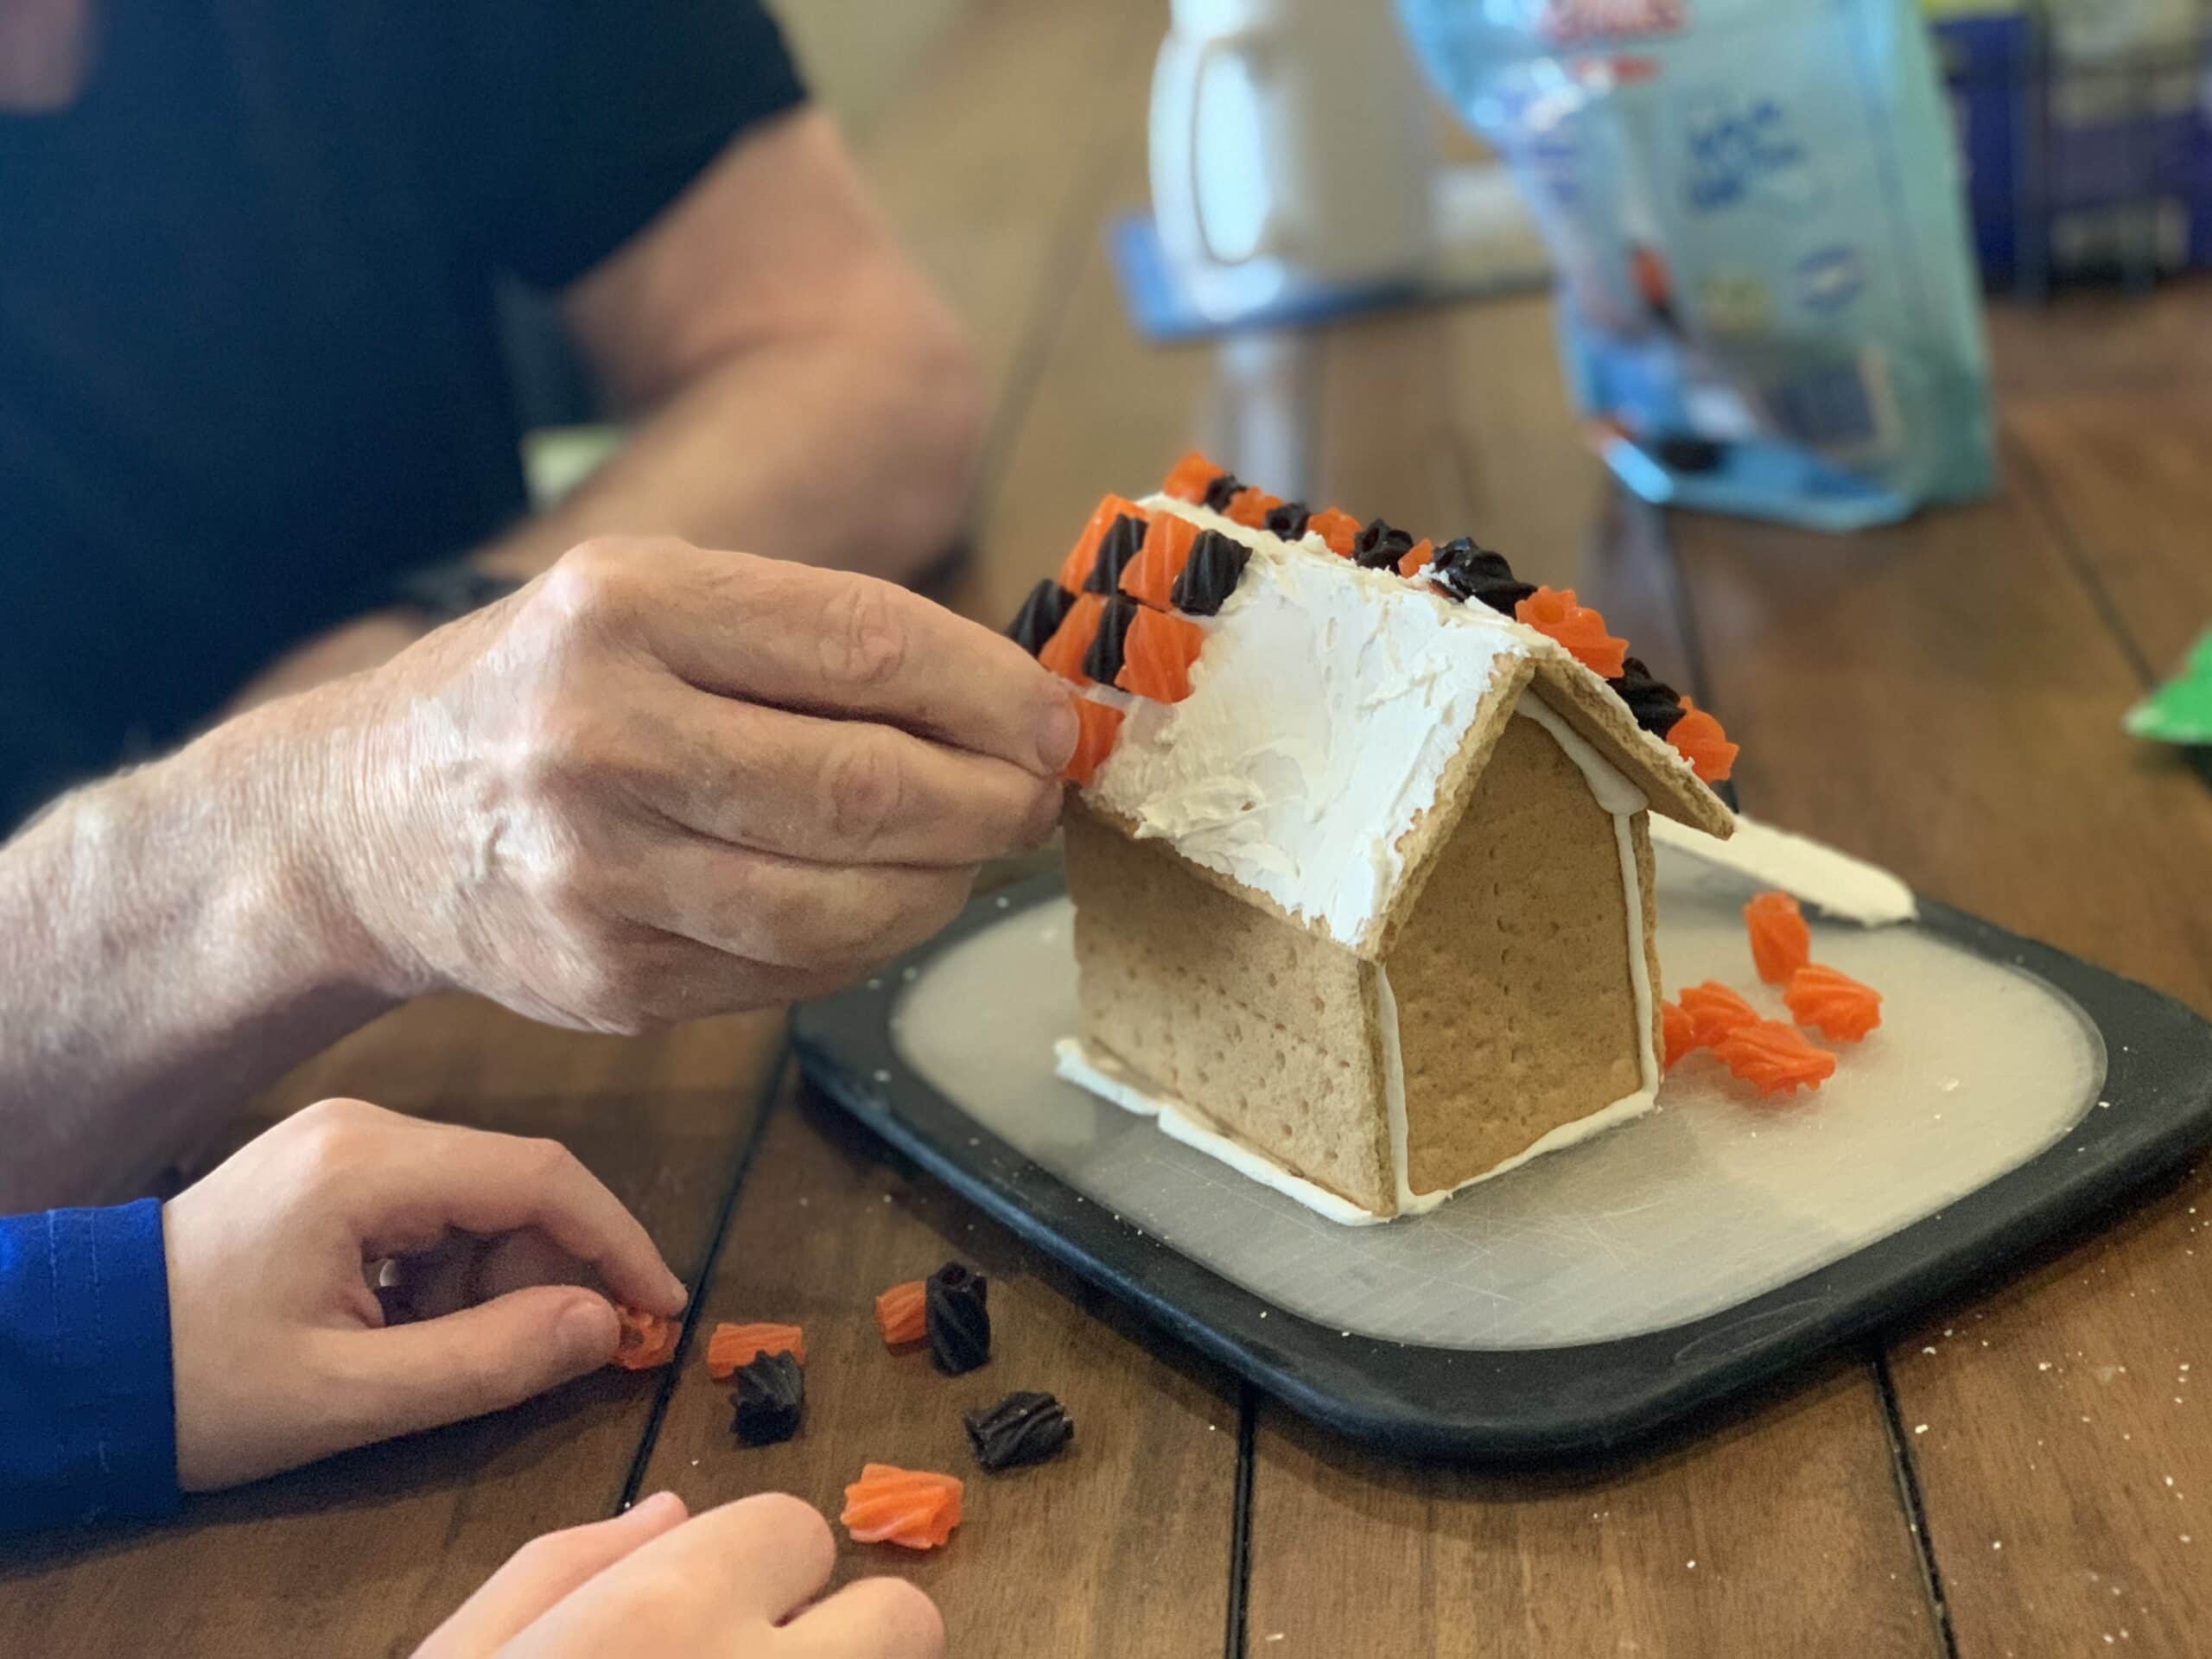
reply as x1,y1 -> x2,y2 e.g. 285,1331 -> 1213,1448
890,843 -> 2103,1351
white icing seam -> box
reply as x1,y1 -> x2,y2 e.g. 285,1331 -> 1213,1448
1052,1039 -> 1383,1226
1647,810 -> 1917,925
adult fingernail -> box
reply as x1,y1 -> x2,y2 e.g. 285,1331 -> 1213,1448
1036,691 -> 1079,772
557,1296 -> 620,1366
628,1490 -> 687,1525
659,1268 -> 689,1312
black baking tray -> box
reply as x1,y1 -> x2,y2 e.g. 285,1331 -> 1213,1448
792,873 -> 2212,1462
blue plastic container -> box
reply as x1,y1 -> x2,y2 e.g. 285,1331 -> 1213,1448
1400,0 -> 1996,530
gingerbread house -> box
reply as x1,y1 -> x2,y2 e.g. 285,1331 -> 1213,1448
1005,455 -> 1738,1224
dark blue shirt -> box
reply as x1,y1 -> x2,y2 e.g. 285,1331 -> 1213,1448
0,1200 -> 180,1534
0,0 -> 805,830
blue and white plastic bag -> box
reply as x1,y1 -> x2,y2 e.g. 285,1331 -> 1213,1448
1400,0 -> 1994,530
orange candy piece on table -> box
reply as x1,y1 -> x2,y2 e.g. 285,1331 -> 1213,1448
1121,512 -> 1199,610
1116,607 -> 1207,703
1785,963 -> 1884,1042
1669,696 -> 1738,784
874,1279 -> 926,1348
1660,998 -> 1699,1071
1037,593 -> 1104,685
1712,1018 -> 1837,1096
1161,450 -> 1225,504
841,1464 -> 964,1550
1513,587 -> 1630,680
609,1306 -> 680,1371
1678,979 -> 1758,1049
1744,891 -> 1810,985
1395,538 -> 1436,579
1305,506 -> 1361,556
1057,495 -> 1149,594
1062,699 -> 1125,786
1222,486 -> 1282,529
704,1321 -> 806,1380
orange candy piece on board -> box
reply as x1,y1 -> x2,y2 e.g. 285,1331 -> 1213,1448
874,1280 -> 926,1348
1057,495 -> 1148,594
842,1464 -> 964,1550
1745,891 -> 1811,985
1514,587 -> 1630,680
1116,607 -> 1206,703
609,1306 -> 679,1371
1660,999 -> 1699,1070
1678,979 -> 1759,1048
1162,450 -> 1225,504
1037,593 -> 1104,685
1786,963 -> 1884,1042
1669,696 -> 1738,784
1122,512 -> 1199,610
704,1322 -> 806,1380
1306,507 -> 1361,556
1062,699 -> 1125,787
1223,486 -> 1282,529
1712,1018 -> 1837,1096
1395,538 -> 1436,579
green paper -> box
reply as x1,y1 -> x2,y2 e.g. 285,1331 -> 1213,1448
2125,626 -> 2212,746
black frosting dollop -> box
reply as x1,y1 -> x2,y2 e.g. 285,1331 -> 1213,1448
1606,656 -> 1688,738
1351,518 -> 1415,572
1006,579 -> 1074,657
1201,472 -> 1245,513
730,1351 -> 804,1446
1169,530 -> 1250,616
1083,513 -> 1148,596
1264,500 -> 1312,540
1428,537 -> 1535,616
925,1261 -> 991,1376
963,1390 -> 1073,1471
1082,595 -> 1141,684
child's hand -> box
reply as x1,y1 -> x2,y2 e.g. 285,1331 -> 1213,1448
165,1097 -> 688,1491
416,1491 -> 943,1658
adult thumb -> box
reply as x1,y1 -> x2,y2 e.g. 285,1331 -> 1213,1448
340,1286 -> 621,1446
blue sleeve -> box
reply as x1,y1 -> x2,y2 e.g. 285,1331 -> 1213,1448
0,1199 -> 180,1535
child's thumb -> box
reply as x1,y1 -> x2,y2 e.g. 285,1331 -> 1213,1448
345,1286 -> 620,1446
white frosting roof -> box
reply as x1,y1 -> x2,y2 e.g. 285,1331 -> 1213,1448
1084,495 -> 1699,952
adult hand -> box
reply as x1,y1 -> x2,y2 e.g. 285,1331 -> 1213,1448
416,1491 -> 943,1659
329,537 -> 1077,1033
165,1098 -> 686,1491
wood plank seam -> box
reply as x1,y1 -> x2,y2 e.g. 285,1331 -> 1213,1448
1225,1382 -> 1258,1659
613,1038 -> 796,1515
1872,1347 -> 1963,1659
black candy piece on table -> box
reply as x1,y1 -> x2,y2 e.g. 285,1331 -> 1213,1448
1006,579 -> 1074,657
925,1261 -> 991,1376
963,1390 -> 1074,1471
1264,500 -> 1311,540
1201,472 -> 1244,512
1351,517 -> 1415,572
1083,513 -> 1148,595
730,1351 -> 804,1446
1606,655 -> 1687,738
1170,530 -> 1251,616
1082,596 -> 1141,685
1427,536 -> 1535,615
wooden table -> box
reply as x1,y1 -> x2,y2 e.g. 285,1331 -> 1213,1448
8,3 -> 2212,1652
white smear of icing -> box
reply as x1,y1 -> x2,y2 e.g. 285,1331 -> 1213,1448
1086,498 -> 1535,951
1052,1038 -> 1382,1226
1647,810 -> 1916,925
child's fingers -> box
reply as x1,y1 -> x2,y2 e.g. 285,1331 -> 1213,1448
413,1491 -> 688,1658
351,1124 -> 685,1316
780,1575 -> 946,1659
327,1283 -> 620,1446
496,1495 -> 838,1656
